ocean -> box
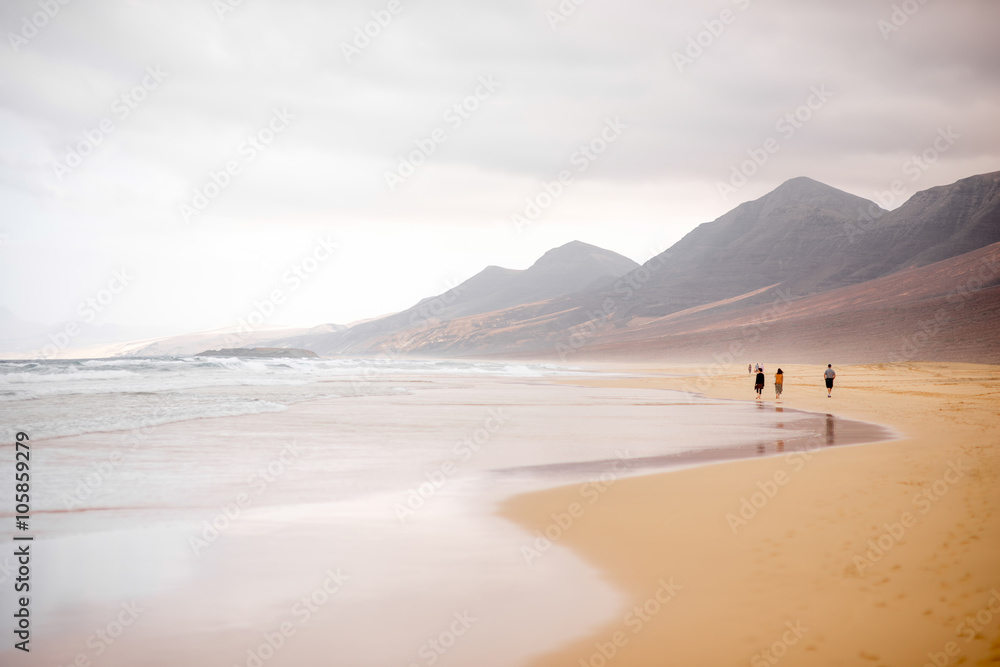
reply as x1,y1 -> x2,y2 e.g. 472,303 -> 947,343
0,357 -> 580,440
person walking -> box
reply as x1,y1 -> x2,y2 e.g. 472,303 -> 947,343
775,368 -> 784,400
748,363 -> 752,375
824,364 -> 836,397
754,369 -> 765,399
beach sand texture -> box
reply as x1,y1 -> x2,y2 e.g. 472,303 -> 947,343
504,362 -> 1000,666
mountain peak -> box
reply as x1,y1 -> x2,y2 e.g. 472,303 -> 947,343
769,176 -> 846,201
744,176 -> 880,218
537,240 -> 602,258
531,240 -> 636,270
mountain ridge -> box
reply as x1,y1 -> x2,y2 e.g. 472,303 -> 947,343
278,170 -> 1000,360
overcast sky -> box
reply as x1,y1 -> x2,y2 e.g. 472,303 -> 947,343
1,0 -> 998,334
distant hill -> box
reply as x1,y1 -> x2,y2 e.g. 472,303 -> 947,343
194,347 -> 318,359
4,323 -> 346,360
428,240 -> 639,320
212,323 -> 345,358
0,308 -> 190,359
286,240 -> 639,356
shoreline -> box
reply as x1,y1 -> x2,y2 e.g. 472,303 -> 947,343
12,371 -> 830,667
6,361 -> 997,665
501,361 -> 1000,666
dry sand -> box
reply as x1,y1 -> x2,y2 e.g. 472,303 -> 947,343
503,362 -> 1000,666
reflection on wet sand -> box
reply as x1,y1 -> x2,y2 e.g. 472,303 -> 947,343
775,406 -> 786,452
498,407 -> 891,480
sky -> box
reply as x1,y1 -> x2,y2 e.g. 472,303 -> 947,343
1,0 -> 998,335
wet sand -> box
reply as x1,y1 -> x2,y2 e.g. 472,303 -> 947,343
503,362 -> 1000,666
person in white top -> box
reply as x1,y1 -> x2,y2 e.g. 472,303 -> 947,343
824,364 -> 836,397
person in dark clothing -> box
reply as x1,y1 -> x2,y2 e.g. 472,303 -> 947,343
754,370 -> 765,399
824,364 -> 836,397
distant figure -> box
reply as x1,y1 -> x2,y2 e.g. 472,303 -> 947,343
754,363 -> 761,373
755,370 -> 765,399
748,363 -> 752,375
824,364 -> 836,397
775,368 -> 784,400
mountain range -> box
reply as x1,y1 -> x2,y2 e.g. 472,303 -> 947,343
4,170 -> 998,363
253,170 -> 1000,363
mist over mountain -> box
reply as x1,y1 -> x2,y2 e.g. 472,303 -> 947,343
0,308 -> 190,358
0,306 -> 46,341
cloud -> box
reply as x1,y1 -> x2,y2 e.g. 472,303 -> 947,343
0,0 -> 997,328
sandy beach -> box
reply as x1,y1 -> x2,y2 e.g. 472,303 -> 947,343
3,360 -> 997,666
504,362 -> 1000,666
7,366 -> 875,667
